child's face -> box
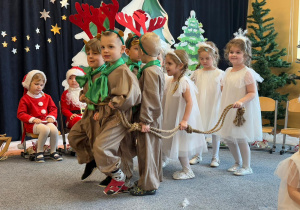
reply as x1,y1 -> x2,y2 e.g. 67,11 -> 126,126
29,79 -> 45,95
228,46 -> 245,66
68,75 -> 79,89
199,51 -> 214,69
126,44 -> 140,63
86,49 -> 104,69
165,55 -> 183,77
100,34 -> 125,63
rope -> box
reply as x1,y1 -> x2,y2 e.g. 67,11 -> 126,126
117,104 -> 246,139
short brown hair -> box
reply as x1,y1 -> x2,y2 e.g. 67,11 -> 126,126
224,38 -> 252,67
85,38 -> 101,53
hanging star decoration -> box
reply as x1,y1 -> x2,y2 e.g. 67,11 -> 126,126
36,28 -> 40,34
60,0 -> 69,9
12,48 -> 17,54
62,15 -> 67,20
12,36 -> 17,42
26,35 -> 30,40
51,24 -> 61,35
50,0 -> 56,3
24,47 -> 30,52
47,38 -> 52,43
40,9 -> 50,21
2,41 -> 8,47
1,31 -> 7,37
35,44 -> 40,50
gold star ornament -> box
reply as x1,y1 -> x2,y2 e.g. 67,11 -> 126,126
26,35 -> 30,40
62,15 -> 67,20
12,36 -> 17,42
51,24 -> 61,35
24,47 -> 30,52
47,38 -> 52,43
2,41 -> 8,47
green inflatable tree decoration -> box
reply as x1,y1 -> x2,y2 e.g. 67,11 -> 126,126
174,10 -> 207,70
247,0 -> 294,124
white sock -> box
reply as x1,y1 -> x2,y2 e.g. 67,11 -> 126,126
212,135 -> 220,159
179,157 -> 192,172
238,139 -> 251,168
226,140 -> 242,166
112,169 -> 126,182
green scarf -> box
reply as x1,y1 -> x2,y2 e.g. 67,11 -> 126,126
126,59 -> 142,74
85,58 -> 125,109
76,65 -> 107,89
137,60 -> 161,80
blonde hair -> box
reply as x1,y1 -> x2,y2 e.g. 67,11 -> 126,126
197,41 -> 220,67
224,38 -> 252,67
140,32 -> 161,57
31,73 -> 46,83
85,38 -> 101,53
166,50 -> 189,93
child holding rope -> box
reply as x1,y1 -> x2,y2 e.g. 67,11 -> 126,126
162,49 -> 207,180
190,41 -> 224,167
219,29 -> 263,176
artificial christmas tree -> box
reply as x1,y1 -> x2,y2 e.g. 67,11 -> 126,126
174,10 -> 207,71
247,0 -> 294,124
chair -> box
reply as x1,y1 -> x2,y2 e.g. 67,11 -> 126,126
58,101 -> 73,155
259,97 -> 278,153
280,98 -> 300,155
0,134 -> 12,159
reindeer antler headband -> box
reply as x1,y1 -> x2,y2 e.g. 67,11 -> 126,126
116,10 -> 166,54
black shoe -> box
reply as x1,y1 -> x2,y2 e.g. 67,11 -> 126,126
81,159 -> 97,181
50,152 -> 63,161
36,152 -> 45,163
130,186 -> 156,196
99,176 -> 112,187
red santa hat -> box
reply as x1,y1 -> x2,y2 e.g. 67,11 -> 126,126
62,67 -> 85,90
66,66 -> 85,79
22,70 -> 47,92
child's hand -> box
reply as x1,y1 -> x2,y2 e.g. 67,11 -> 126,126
70,114 -> 78,120
141,123 -> 150,133
47,118 -> 54,123
233,101 -> 243,108
179,120 -> 188,130
108,101 -> 115,110
93,112 -> 100,121
33,118 -> 42,124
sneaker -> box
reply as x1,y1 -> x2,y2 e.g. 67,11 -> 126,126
189,155 -> 202,165
99,176 -> 112,187
130,186 -> 156,196
227,164 -> 240,172
50,152 -> 63,161
81,160 -> 97,181
103,178 -> 125,195
234,167 -> 253,176
172,169 -> 195,180
210,158 -> 220,167
36,152 -> 45,163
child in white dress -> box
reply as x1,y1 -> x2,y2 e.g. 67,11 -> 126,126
275,151 -> 300,209
162,49 -> 207,180
219,29 -> 263,176
190,41 -> 224,167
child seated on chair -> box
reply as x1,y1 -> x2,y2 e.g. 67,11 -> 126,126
275,151 -> 300,209
17,70 -> 63,163
61,67 -> 87,129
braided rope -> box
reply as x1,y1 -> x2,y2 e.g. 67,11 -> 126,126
117,104 -> 246,139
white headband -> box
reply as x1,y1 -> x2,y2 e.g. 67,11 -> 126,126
166,49 -> 183,64
197,42 -> 215,52
233,28 -> 249,43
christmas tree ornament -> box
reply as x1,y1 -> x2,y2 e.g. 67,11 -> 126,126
51,24 -> 61,35
40,9 -> 50,21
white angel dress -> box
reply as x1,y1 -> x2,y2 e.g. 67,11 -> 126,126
162,76 -> 207,159
275,152 -> 300,210
218,67 -> 263,143
191,68 -> 224,136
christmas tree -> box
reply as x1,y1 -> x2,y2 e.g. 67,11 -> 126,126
247,0 -> 294,124
174,10 -> 207,70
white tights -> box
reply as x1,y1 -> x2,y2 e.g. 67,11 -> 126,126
33,123 -> 58,153
226,139 -> 251,168
179,156 -> 192,171
212,135 -> 220,159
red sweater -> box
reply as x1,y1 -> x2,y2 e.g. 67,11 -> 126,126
17,93 -> 57,133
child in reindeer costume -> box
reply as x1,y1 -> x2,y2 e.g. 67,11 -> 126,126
116,10 -> 166,196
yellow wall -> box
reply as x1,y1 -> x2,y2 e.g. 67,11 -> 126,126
248,0 -> 300,128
